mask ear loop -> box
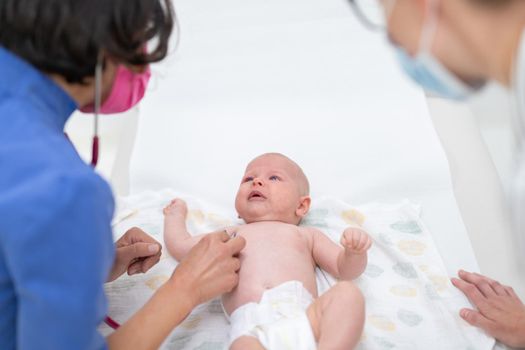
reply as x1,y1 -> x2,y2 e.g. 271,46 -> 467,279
418,0 -> 439,55
511,32 -> 525,143
91,54 -> 103,167
384,0 -> 396,26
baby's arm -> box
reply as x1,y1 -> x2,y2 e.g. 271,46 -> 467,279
163,199 -> 203,261
163,199 -> 237,261
337,227 -> 372,280
307,227 -> 372,280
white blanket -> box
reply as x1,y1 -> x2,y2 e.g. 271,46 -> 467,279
102,189 -> 494,349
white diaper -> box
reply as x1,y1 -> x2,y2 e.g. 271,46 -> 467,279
228,280 -> 317,350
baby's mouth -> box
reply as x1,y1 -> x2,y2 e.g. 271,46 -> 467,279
248,191 -> 266,201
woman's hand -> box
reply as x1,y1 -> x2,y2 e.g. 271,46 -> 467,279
452,270 -> 525,348
107,230 -> 245,350
108,227 -> 162,282
170,231 -> 246,307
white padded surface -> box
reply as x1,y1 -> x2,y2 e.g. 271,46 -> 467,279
130,0 -> 478,274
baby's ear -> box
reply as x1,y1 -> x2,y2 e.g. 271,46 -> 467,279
296,196 -> 311,218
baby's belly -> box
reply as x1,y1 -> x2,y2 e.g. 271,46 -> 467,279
222,251 -> 318,315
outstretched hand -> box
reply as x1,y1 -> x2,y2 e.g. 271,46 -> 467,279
452,270 -> 525,348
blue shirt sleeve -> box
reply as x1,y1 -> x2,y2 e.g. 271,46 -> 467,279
3,170 -> 115,349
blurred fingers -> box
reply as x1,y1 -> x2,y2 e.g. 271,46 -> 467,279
459,270 -> 497,298
460,308 -> 496,334
451,276 -> 489,311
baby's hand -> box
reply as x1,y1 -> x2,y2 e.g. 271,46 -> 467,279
163,198 -> 188,218
340,227 -> 372,255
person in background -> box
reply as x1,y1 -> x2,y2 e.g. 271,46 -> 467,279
348,0 -> 525,347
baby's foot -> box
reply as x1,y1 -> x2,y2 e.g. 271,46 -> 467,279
163,198 -> 188,219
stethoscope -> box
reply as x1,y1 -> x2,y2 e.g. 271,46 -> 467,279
65,58 -> 100,168
95,61 -> 120,329
105,316 -> 120,330
95,62 -> 119,328
90,58 -> 102,168
78,59 -> 119,329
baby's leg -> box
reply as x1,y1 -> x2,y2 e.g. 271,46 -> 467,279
229,336 -> 265,350
306,281 -> 365,350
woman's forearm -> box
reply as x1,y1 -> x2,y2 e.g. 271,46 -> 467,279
107,276 -> 195,350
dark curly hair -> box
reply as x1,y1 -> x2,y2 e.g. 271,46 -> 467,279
0,0 -> 174,83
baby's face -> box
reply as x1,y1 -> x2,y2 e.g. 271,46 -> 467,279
235,154 -> 309,225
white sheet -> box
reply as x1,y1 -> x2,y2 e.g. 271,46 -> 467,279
105,190 -> 494,349
130,0 -> 478,275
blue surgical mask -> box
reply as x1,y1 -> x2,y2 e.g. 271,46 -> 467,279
391,0 -> 484,100
394,46 -> 477,100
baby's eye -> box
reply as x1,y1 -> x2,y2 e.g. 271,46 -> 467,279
243,177 -> 254,183
269,175 -> 281,181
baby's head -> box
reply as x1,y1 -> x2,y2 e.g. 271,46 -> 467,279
235,153 -> 311,225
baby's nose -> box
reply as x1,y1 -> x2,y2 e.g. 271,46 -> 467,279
253,178 -> 264,186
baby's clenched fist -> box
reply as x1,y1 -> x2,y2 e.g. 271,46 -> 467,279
340,227 -> 372,255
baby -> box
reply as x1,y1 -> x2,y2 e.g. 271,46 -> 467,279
163,153 -> 372,350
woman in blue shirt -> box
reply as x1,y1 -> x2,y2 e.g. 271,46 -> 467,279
0,1 -> 245,349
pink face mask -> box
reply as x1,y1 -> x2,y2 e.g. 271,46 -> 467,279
80,64 -> 151,114
79,61 -> 151,167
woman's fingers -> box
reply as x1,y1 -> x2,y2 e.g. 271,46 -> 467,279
460,308 -> 496,332
231,257 -> 241,273
171,231 -> 246,306
226,236 -> 247,256
488,279 -> 508,297
505,285 -> 519,300
459,270 -> 498,298
451,277 -> 488,311
141,252 -> 162,273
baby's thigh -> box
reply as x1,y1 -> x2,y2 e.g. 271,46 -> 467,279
306,281 -> 365,339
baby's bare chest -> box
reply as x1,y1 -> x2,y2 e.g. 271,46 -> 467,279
235,223 -> 311,257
